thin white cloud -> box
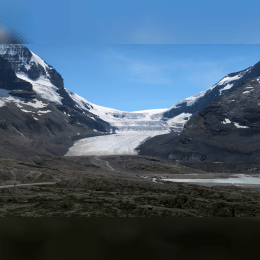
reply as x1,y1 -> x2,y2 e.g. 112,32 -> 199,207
100,47 -> 256,88
129,63 -> 158,75
127,61 -> 171,84
100,49 -> 173,84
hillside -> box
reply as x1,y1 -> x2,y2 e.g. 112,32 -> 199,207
138,76 -> 260,163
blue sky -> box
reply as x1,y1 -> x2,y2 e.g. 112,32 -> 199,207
1,1 -> 260,111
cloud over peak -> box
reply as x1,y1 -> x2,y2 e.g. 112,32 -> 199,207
0,23 -> 28,44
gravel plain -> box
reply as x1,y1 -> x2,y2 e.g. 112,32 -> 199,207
1,155 -> 260,217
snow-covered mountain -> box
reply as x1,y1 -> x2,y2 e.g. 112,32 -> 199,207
66,59 -> 260,133
2,43 -> 260,139
0,44 -> 112,133
66,89 -> 191,132
163,62 -> 257,119
66,57 -> 260,134
0,44 -> 190,134
0,44 -> 77,107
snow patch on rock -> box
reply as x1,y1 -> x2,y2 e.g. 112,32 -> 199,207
219,83 -> 234,95
21,109 -> 32,113
0,89 -> 24,106
169,91 -> 206,109
24,99 -> 48,109
222,118 -> 231,124
234,122 -> 249,129
37,110 -> 52,114
217,74 -> 242,86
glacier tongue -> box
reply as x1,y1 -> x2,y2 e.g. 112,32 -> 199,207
65,131 -> 169,156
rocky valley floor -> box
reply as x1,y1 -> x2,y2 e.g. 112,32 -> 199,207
1,155 -> 260,217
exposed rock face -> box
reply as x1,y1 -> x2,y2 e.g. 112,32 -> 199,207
0,55 -> 32,91
0,97 -> 112,159
8,90 -> 36,99
0,44 -> 32,72
138,77 -> 260,163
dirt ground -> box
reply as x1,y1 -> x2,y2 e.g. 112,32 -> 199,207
1,155 -> 260,217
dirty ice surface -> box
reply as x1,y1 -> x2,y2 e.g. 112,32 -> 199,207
65,131 -> 169,156
161,174 -> 260,185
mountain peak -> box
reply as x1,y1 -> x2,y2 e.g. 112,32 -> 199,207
0,44 -> 76,108
0,44 -> 49,80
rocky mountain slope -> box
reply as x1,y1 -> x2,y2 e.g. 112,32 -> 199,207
0,52 -> 112,159
138,76 -> 260,163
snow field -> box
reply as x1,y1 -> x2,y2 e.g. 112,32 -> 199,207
219,83 -> 233,94
222,118 -> 231,124
16,73 -> 63,105
66,89 -> 192,132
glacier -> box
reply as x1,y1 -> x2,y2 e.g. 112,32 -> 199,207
66,89 -> 185,133
65,131 -> 169,156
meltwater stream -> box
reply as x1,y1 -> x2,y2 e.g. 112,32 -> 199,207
161,174 -> 260,185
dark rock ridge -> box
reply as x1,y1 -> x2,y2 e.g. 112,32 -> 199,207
8,90 -> 37,99
138,76 -> 260,163
163,61 -> 260,119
